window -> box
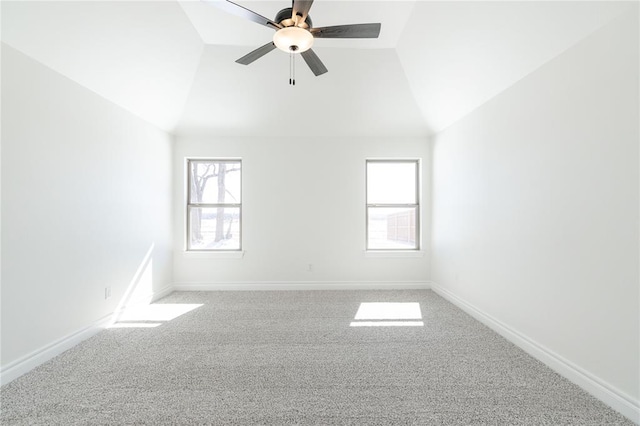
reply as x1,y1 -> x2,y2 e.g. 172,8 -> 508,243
366,159 -> 419,250
187,159 -> 241,251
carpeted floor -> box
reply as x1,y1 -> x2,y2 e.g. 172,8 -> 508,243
0,290 -> 633,425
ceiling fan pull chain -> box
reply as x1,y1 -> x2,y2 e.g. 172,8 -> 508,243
289,51 -> 296,86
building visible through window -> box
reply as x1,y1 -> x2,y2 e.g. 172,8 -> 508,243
366,160 -> 419,250
187,159 -> 241,251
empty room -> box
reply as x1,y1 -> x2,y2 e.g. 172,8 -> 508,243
1,0 -> 638,424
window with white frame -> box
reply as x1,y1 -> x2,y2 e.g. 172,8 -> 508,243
187,159 -> 242,251
366,159 -> 419,250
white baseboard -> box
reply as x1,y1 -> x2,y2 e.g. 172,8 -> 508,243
173,281 -> 431,291
1,283 -> 175,386
430,281 -> 640,424
0,314 -> 111,386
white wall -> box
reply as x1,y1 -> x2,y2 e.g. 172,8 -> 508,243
1,44 -> 173,369
173,135 -> 430,288
430,11 -> 639,418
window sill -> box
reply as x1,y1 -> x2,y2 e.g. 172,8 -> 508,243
364,250 -> 425,258
183,250 -> 245,259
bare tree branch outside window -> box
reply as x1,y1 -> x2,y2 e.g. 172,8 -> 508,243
188,160 -> 241,250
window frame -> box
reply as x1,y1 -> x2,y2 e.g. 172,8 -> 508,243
365,159 -> 420,251
186,158 -> 242,252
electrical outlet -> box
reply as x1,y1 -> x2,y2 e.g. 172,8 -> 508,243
307,263 -> 313,272
105,286 -> 112,300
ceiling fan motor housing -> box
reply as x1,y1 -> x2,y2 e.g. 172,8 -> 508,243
275,7 -> 312,29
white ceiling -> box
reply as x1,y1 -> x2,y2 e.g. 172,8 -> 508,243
2,1 -> 204,132
176,45 -> 428,136
2,1 -> 634,135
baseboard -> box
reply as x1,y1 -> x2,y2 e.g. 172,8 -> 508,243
430,281 -> 640,424
173,281 -> 431,291
1,283 -> 175,386
0,313 -> 112,386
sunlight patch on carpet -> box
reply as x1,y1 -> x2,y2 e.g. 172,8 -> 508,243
109,303 -> 203,328
350,302 -> 423,327
107,322 -> 162,329
118,304 -> 203,322
350,321 -> 424,327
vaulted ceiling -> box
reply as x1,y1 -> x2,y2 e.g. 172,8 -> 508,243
2,1 -> 634,136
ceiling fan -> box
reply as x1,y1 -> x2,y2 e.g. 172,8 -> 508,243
205,0 -> 382,83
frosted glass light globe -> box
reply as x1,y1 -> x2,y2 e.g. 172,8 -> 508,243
273,27 -> 314,53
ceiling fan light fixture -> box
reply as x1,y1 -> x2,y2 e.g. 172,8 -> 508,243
273,27 -> 314,53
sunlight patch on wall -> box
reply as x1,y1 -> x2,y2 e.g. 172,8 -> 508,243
350,302 -> 423,327
110,243 -> 156,326
107,243 -> 206,329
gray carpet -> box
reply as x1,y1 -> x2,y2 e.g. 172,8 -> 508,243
0,290 -> 633,425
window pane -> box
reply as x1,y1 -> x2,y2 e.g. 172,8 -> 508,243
367,162 -> 417,204
189,207 -> 240,250
189,161 -> 241,204
367,207 -> 417,249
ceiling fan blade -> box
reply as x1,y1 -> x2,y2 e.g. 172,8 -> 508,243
236,42 -> 277,65
203,0 -> 281,30
311,23 -> 381,39
292,0 -> 314,25
301,49 -> 328,76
